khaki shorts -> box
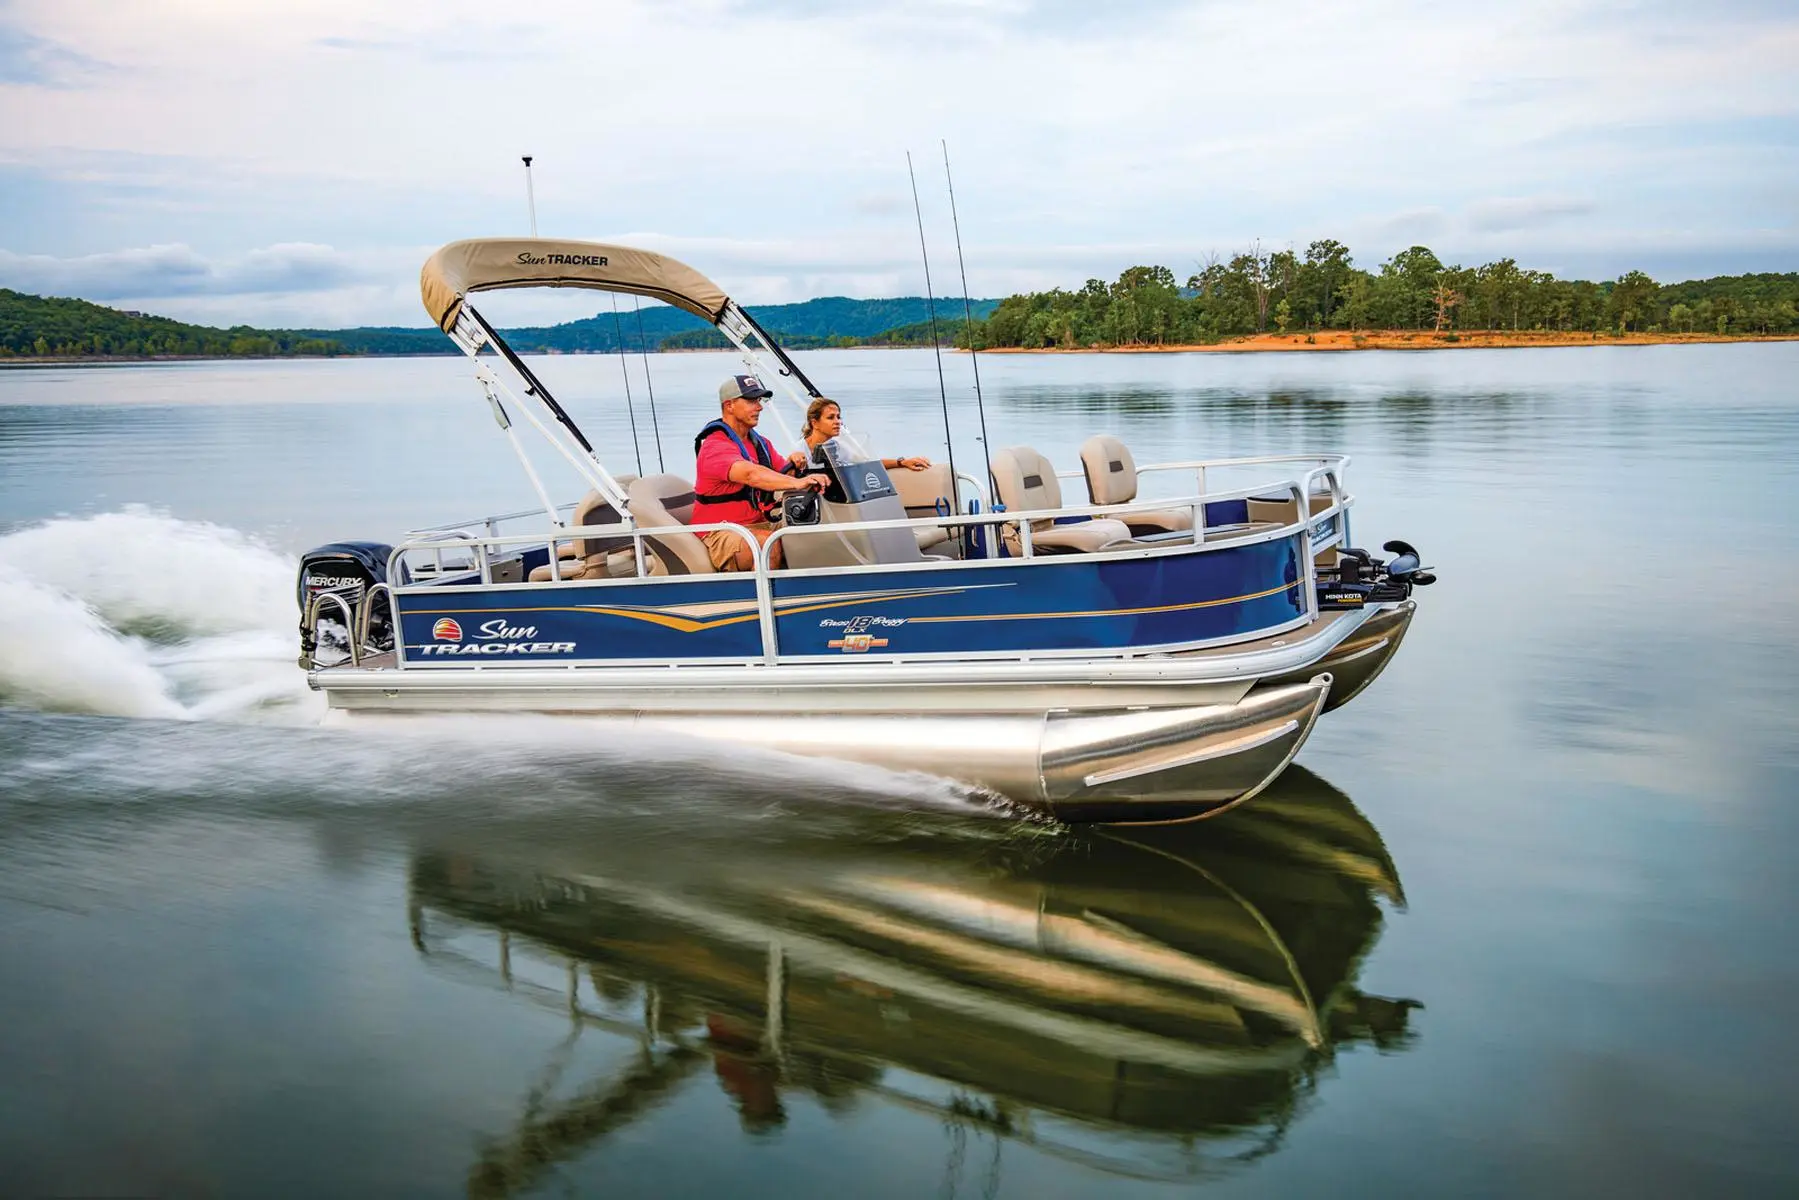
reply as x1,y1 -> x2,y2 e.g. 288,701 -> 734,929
702,522 -> 772,571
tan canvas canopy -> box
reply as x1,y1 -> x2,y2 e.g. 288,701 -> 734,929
420,238 -> 731,332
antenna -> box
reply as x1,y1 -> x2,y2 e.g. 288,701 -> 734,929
608,295 -> 645,476
905,151 -> 959,501
633,297 -> 666,472
521,155 -> 538,237
941,139 -> 994,500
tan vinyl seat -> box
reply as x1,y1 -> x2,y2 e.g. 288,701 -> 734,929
1078,435 -> 1195,536
528,479 -> 637,581
890,462 -> 958,553
990,445 -> 1130,555
624,474 -> 716,575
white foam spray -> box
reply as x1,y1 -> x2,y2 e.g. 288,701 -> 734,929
0,508 -> 320,723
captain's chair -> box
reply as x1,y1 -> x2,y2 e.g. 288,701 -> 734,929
990,446 -> 1130,555
528,480 -> 638,581
1078,435 -> 1195,536
626,474 -> 715,575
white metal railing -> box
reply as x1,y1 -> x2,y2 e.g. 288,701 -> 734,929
356,458 -> 1349,670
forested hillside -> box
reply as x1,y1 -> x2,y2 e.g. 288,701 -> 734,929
0,290 -> 347,358
973,244 -> 1799,348
0,291 -> 998,359
503,296 -> 998,353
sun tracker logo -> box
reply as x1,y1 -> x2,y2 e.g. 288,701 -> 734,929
432,618 -> 463,642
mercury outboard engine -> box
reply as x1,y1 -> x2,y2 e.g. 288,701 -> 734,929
1317,539 -> 1436,609
297,540 -> 395,667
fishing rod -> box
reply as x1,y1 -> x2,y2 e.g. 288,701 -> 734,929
941,139 -> 994,500
631,297 -> 666,473
905,150 -> 959,500
608,294 -> 645,476
521,156 -> 538,237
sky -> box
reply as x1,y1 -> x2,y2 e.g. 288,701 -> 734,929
0,0 -> 1795,328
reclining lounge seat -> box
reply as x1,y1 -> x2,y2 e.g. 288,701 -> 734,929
990,446 -> 1130,555
890,462 -> 959,555
527,479 -> 637,581
1078,435 -> 1195,536
626,474 -> 715,575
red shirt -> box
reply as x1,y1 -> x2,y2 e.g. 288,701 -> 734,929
694,426 -> 778,526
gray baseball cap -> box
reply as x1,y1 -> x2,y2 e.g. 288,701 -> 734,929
719,374 -> 773,402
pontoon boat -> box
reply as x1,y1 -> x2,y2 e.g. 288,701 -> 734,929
299,238 -> 1434,822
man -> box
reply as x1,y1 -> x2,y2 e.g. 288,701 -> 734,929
693,375 -> 830,571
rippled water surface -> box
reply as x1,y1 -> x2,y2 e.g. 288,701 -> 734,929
2,345 -> 1797,1196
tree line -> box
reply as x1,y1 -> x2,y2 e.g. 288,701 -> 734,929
0,290 -> 354,359
970,242 -> 1799,349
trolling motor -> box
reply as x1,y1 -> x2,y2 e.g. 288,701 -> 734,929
1317,539 -> 1436,609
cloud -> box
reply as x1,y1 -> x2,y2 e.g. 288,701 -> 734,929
0,242 -> 384,301
0,0 -> 1794,323
1466,197 -> 1597,233
1372,208 -> 1452,244
0,14 -> 108,87
313,36 -> 402,52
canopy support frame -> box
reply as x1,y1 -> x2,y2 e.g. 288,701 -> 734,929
449,303 -> 634,515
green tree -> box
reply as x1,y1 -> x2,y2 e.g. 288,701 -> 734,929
1302,239 -> 1353,328
1608,270 -> 1657,332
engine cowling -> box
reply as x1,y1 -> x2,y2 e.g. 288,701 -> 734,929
298,541 -> 394,665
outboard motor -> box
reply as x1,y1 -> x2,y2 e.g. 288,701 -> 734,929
1317,539 -> 1436,609
297,541 -> 395,667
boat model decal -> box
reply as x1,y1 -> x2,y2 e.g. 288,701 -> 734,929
826,634 -> 888,652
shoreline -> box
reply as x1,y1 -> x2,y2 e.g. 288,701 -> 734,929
3,329 -> 1795,367
978,329 -> 1799,354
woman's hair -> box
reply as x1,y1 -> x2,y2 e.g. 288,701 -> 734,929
801,398 -> 841,440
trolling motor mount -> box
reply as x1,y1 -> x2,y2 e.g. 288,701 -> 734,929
1316,541 -> 1435,609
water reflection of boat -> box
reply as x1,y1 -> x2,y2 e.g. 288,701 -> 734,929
407,767 -> 1417,1189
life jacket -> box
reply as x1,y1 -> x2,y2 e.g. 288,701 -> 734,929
693,419 -> 779,514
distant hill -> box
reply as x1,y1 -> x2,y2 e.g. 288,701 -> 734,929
0,289 -> 348,358
0,291 -> 999,360
502,296 -> 999,353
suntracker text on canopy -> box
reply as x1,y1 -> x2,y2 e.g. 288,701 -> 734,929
419,238 -> 731,332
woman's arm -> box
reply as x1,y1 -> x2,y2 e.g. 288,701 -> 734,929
882,455 -> 931,471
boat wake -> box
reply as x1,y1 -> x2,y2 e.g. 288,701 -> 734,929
0,508 -> 317,724
0,509 -> 1020,827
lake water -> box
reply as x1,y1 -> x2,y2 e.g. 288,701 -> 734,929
2,344 -> 1797,1196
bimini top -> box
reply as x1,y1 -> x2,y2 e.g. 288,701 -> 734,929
420,237 -> 731,332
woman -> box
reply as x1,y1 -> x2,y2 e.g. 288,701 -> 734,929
788,398 -> 931,473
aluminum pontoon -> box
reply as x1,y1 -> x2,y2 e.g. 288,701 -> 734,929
299,237 -> 1434,822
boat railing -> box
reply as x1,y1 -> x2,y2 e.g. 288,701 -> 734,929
364,471 -> 1343,668
386,472 -> 1326,588
1058,452 -> 1350,503
404,455 -> 1345,548
300,590 -> 360,669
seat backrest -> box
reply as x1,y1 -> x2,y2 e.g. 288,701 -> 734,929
571,477 -> 636,561
891,462 -> 957,519
990,446 -> 1063,525
1079,435 -> 1138,507
626,474 -> 713,575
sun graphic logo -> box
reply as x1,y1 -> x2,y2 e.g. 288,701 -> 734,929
432,618 -> 463,642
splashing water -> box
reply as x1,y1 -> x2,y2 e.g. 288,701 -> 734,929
0,509 -> 1019,824
0,507 -> 320,723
